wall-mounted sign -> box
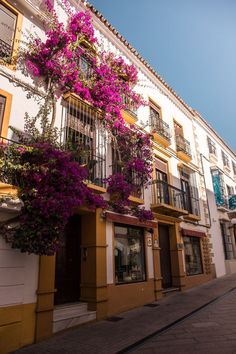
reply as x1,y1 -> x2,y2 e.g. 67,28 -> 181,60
146,236 -> 152,247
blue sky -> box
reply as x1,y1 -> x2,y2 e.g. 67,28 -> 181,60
89,0 -> 236,151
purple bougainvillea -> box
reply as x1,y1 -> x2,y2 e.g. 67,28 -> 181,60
0,143 -> 105,255
0,1 -> 154,255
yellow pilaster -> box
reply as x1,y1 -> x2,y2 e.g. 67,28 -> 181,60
35,255 -> 56,342
80,208 -> 108,319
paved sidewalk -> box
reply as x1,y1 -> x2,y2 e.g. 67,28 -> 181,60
14,274 -> 236,354
135,287 -> 236,353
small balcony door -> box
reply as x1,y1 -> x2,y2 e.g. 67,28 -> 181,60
155,168 -> 169,205
181,178 -> 192,213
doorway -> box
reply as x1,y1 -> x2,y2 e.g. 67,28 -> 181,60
159,224 -> 172,289
54,215 -> 82,305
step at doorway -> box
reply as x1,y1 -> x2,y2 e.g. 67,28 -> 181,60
53,302 -> 96,333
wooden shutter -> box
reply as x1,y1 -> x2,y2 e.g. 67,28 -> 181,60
0,4 -> 17,45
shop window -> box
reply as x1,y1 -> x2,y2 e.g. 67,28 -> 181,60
220,222 -> 234,260
183,236 -> 203,275
114,224 -> 146,284
0,2 -> 17,60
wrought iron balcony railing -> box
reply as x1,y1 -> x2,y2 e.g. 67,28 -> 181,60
150,115 -> 171,141
71,152 -> 106,187
175,134 -> 192,157
183,193 -> 200,216
111,159 -> 144,199
152,179 -> 200,216
152,180 -> 187,210
0,39 -> 12,62
122,96 -> 138,118
216,195 -> 229,210
61,95 -> 107,187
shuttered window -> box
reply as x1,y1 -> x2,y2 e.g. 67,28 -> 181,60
0,3 -> 17,59
222,151 -> 230,168
207,136 -> 217,156
0,94 -> 6,133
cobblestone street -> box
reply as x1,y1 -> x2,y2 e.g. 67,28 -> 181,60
133,287 -> 236,353
14,274 -> 236,354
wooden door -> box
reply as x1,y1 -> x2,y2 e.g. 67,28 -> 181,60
159,224 -> 172,289
54,215 -> 81,305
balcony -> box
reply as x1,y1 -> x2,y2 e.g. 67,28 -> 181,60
151,180 -> 189,217
150,115 -> 171,147
112,159 -> 144,205
73,153 -> 106,194
121,97 -> 138,125
128,172 -> 144,205
216,197 -> 229,212
183,196 -> 201,221
175,135 -> 192,162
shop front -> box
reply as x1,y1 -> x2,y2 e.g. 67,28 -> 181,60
105,212 -> 158,316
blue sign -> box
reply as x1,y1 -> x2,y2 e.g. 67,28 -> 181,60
211,171 -> 225,206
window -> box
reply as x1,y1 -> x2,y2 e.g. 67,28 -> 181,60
0,2 -> 17,60
79,55 -> 93,80
222,151 -> 230,168
0,94 -> 6,133
220,222 -> 234,260
226,185 -> 234,197
174,120 -> 183,137
174,120 -> 191,157
183,236 -> 203,275
232,161 -> 236,175
149,103 -> 161,130
0,89 -> 12,137
114,224 -> 146,284
207,137 -> 217,156
63,95 -> 106,186
149,103 -> 170,141
179,168 -> 200,216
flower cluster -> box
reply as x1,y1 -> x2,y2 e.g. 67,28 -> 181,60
115,125 -> 153,186
132,207 -> 154,221
0,143 -> 105,255
106,173 -> 132,214
3,2 -> 154,255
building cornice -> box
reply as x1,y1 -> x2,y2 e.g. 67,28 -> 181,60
193,110 -> 236,158
81,1 -> 236,158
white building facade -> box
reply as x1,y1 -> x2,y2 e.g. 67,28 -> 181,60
0,0 -> 235,352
